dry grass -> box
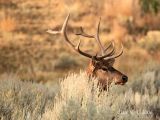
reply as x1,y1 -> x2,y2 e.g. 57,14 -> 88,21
0,0 -> 159,83
42,63 -> 160,120
0,62 -> 159,120
0,74 -> 56,120
0,17 -> 16,33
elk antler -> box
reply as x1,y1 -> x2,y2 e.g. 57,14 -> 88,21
75,17 -> 123,60
47,13 -> 123,61
76,18 -> 108,55
75,18 -> 119,57
47,13 -> 93,58
98,44 -> 123,60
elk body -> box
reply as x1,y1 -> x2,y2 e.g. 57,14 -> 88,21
47,14 -> 128,90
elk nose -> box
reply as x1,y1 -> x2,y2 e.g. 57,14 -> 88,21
122,75 -> 128,82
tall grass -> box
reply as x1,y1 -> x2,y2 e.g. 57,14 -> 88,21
42,64 -> 160,120
0,62 -> 159,120
0,75 -> 55,120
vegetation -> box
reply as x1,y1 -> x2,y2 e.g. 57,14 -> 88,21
138,31 -> 160,53
43,62 -> 160,120
0,75 -> 55,120
0,0 -> 160,119
0,62 -> 159,120
140,0 -> 160,14
53,53 -> 80,70
0,0 -> 160,82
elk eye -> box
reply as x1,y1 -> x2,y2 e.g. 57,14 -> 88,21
102,67 -> 107,71
102,68 -> 106,70
108,67 -> 114,71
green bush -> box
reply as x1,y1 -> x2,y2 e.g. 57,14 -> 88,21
139,0 -> 160,14
53,53 -> 79,70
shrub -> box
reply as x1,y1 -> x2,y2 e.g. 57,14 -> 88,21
42,65 -> 160,120
113,60 -> 160,96
0,75 -> 55,120
0,62 -> 159,120
138,31 -> 160,53
139,0 -> 160,14
53,53 -> 79,70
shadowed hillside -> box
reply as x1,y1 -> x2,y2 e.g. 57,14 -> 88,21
0,0 -> 160,83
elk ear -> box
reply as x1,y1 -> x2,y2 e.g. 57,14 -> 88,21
108,59 -> 115,66
91,56 -> 97,67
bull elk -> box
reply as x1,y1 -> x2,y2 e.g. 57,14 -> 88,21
47,13 -> 128,90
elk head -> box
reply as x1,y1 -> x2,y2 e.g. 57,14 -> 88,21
47,13 -> 128,90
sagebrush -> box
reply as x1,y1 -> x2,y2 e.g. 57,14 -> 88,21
42,64 -> 160,120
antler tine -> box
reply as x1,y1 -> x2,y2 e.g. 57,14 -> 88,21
75,17 -> 105,55
96,41 -> 115,59
47,13 -> 92,58
105,47 -> 115,57
75,39 -> 93,58
104,41 -> 115,56
47,14 -> 70,34
101,44 -> 123,60
76,27 -> 94,38
47,13 -> 74,48
95,17 -> 105,55
104,41 -> 114,52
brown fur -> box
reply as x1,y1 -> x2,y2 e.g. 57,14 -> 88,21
87,59 -> 127,90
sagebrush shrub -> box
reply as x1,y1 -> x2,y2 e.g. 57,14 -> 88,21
42,68 -> 160,120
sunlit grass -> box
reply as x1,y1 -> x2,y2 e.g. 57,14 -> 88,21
42,63 -> 160,120
0,74 -> 55,120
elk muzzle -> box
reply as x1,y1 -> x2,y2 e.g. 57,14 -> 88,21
110,67 -> 128,85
